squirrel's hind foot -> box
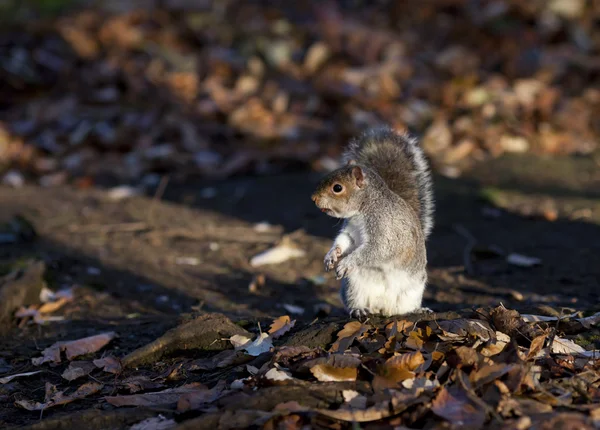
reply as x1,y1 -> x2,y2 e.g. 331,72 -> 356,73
349,308 -> 371,321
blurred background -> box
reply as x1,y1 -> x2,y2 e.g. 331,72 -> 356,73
0,0 -> 599,323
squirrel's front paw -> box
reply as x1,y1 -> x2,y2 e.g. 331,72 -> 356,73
324,246 -> 342,272
349,308 -> 371,321
334,258 -> 353,280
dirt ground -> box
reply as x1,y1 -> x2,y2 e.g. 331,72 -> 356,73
1,152 -> 599,427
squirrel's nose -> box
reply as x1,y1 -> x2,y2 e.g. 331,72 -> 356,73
311,194 -> 317,203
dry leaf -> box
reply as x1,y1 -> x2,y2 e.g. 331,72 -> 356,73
527,335 -> 548,360
341,390 -> 367,409
310,364 -> 357,382
106,383 -> 206,408
268,315 -> 296,339
481,331 -> 511,357
432,386 -> 486,428
250,243 -> 305,266
330,321 -> 367,353
0,371 -> 42,384
264,367 -> 293,381
61,361 -> 96,381
373,351 -> 425,390
551,337 -> 586,355
506,253 -> 542,267
234,333 -> 273,356
93,356 -> 122,374
129,416 -> 177,430
32,332 -> 116,365
16,381 -> 102,411
282,304 -> 305,315
176,381 -> 227,412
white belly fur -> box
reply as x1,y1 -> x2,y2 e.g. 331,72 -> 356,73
344,265 -> 425,315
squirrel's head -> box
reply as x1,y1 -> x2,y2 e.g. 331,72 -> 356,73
311,162 -> 366,218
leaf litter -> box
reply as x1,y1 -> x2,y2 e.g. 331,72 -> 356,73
7,306 -> 600,426
2,0 -> 600,427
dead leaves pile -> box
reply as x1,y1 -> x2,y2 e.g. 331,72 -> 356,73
1,1 -> 600,189
4,306 -> 600,428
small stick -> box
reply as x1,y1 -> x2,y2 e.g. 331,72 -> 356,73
453,224 -> 476,275
69,222 -> 149,234
148,175 -> 170,225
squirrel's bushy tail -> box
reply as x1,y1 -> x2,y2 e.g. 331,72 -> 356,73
344,127 -> 434,238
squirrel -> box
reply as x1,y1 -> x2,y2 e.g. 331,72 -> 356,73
311,127 -> 434,318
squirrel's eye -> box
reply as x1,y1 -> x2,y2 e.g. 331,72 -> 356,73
333,184 -> 343,193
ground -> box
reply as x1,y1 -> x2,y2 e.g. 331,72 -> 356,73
0,152 -> 599,428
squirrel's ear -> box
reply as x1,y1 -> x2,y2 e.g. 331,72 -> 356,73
352,166 -> 365,188
347,159 -> 357,166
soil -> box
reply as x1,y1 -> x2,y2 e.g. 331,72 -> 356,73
0,152 -> 599,427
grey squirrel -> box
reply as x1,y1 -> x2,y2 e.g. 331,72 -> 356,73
311,127 -> 434,318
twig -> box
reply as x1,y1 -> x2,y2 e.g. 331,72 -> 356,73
453,224 -> 476,275
68,222 -> 149,234
148,175 -> 170,225
145,227 -> 279,244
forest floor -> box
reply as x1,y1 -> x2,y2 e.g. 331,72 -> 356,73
1,152 -> 599,429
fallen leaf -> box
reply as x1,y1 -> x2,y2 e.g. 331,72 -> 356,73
481,331 -> 511,357
432,386 -> 486,428
551,337 -> 586,355
521,313 -> 576,322
93,356 -> 122,374
0,370 -> 42,384
250,243 -> 305,266
230,334 -> 252,349
341,390 -> 367,409
402,377 -> 440,392
282,304 -> 305,315
264,367 -> 294,381
105,383 -> 207,408
16,381 -> 102,411
120,375 -> 164,394
32,332 -> 116,365
527,335 -> 547,360
471,363 -> 515,388
177,381 -> 227,412
242,333 -> 273,356
129,415 -> 177,430
373,351 -> 425,390
316,389 -> 425,422
62,361 -> 96,381
330,321 -> 367,353
506,253 -> 542,267
268,315 -> 296,339
310,364 -> 357,382
188,350 -> 251,372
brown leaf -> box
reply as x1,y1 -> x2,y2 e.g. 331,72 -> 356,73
432,386 -> 486,428
527,335 -> 547,360
330,321 -> 367,353
188,350 -> 251,371
33,332 -> 116,365
448,346 -> 482,369
16,381 -> 102,411
106,383 -> 207,407
471,363 -> 515,389
316,389 -> 425,422
120,375 -> 164,394
93,356 -> 122,374
387,351 -> 426,372
405,330 -> 424,350
310,364 -> 357,382
372,353 -> 422,391
298,354 -> 361,373
268,315 -> 296,339
61,361 -> 96,381
177,380 -> 227,412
